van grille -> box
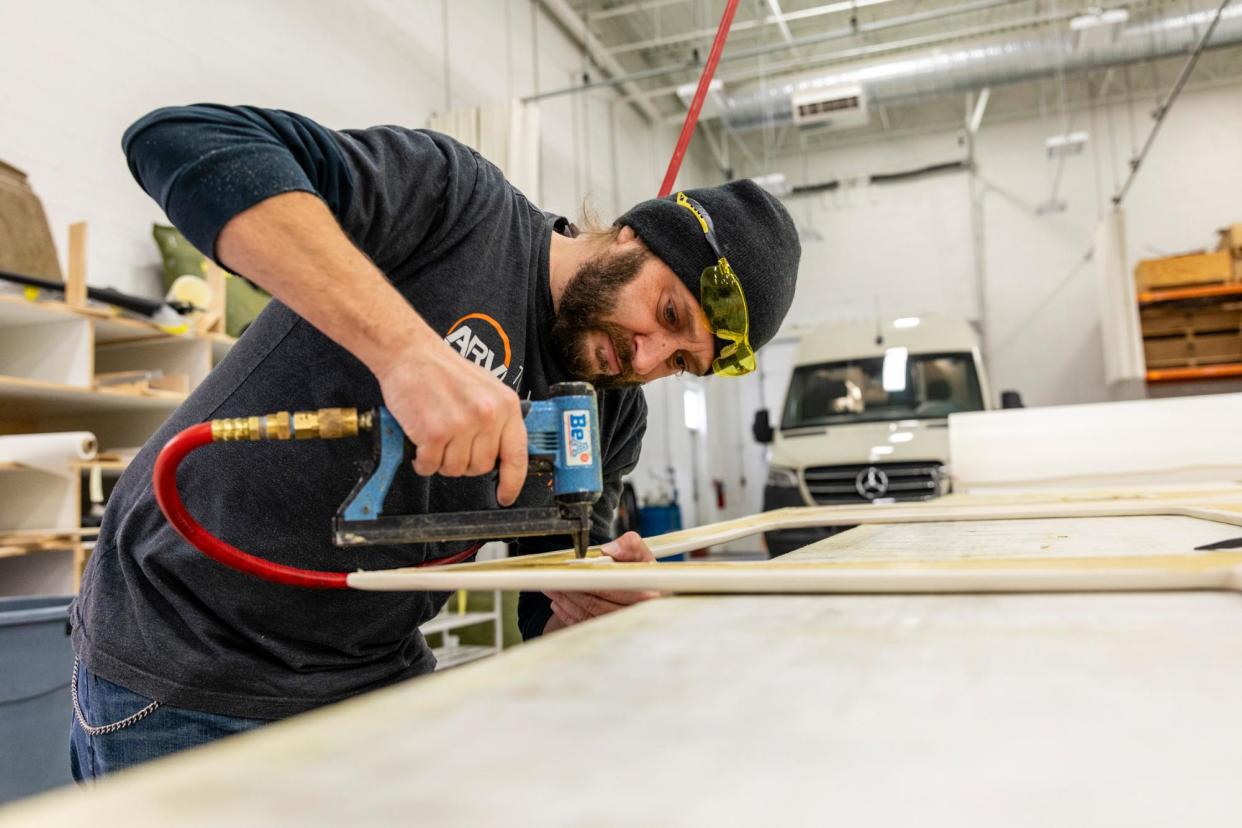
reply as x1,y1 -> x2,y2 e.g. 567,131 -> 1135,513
802,462 -> 944,505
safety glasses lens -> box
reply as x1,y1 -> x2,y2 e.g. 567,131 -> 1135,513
700,263 -> 756,376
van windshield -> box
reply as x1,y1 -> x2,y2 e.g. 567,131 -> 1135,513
781,351 -> 984,429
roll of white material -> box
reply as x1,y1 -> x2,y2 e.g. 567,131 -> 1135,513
949,393 -> 1242,491
0,432 -> 97,477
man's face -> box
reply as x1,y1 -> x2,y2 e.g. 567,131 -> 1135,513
552,227 -> 717,389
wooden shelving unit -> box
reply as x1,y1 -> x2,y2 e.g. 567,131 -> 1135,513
1,254 -> 503,667
0,290 -> 230,596
1139,227 -> 1242,385
1139,286 -> 1242,384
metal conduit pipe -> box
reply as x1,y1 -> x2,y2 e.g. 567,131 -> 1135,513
722,2 -> 1242,133
523,0 -> 1025,103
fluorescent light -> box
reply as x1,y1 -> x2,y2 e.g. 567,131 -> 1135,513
889,432 -> 913,443
683,385 -> 707,433
1070,8 -> 1129,30
869,446 -> 895,456
676,78 -> 722,104
893,317 -> 920,329
751,172 -> 791,197
882,347 -> 908,392
1070,10 -> 1129,54
1045,131 -> 1089,157
675,79 -> 725,118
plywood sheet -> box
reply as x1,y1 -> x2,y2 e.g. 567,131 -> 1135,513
793,515 -> 1233,561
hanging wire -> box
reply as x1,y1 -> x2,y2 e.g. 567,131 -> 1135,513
1086,71 -> 1105,215
530,0 -> 541,95
1105,69 -> 1122,195
505,0 -> 515,101
441,0 -> 452,111
1123,63 -> 1138,159
1044,0 -> 1072,206
1112,0 -> 1233,206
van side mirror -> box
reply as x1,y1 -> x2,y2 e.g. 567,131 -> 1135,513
1000,390 -> 1025,409
752,409 -> 774,444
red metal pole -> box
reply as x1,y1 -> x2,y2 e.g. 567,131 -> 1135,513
657,0 -> 740,197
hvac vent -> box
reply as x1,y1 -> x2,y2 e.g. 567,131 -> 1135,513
790,84 -> 868,130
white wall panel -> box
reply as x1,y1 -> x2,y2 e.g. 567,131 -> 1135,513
0,0 -> 707,297
733,83 -> 1242,413
950,393 -> 1242,491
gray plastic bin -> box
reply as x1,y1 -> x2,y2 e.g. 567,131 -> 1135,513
0,596 -> 74,803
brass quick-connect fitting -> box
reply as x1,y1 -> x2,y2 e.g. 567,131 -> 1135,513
293,408 -> 360,440
211,408 -> 369,442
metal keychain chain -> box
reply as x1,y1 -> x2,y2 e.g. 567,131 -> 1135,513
71,657 -> 160,737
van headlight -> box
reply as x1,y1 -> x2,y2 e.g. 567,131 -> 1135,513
766,465 -> 799,489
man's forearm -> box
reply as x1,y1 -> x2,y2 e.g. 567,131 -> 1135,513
216,191 -> 436,377
213,190 -> 530,505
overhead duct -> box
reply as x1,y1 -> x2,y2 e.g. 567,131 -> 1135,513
722,3 -> 1242,133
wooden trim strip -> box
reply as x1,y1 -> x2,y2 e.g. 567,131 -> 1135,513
345,497 -> 1242,593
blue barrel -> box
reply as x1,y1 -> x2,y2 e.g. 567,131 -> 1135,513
0,596 -> 74,803
638,503 -> 685,562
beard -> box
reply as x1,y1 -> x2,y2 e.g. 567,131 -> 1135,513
551,246 -> 649,389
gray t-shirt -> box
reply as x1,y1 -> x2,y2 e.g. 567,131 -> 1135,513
71,106 -> 646,719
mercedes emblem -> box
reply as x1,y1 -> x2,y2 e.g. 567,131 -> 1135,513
854,466 -> 890,500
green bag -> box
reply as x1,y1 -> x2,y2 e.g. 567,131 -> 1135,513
152,224 -> 270,338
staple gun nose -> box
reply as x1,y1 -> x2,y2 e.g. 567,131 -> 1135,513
333,382 -> 603,558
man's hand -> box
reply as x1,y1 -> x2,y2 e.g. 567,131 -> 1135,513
376,338 -> 528,506
544,531 -> 661,632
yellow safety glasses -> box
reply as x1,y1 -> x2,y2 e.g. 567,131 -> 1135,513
675,192 -> 757,377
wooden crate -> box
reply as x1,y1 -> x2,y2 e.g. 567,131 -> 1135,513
1135,249 -> 1234,292
1143,330 -> 1242,367
1140,302 -> 1242,338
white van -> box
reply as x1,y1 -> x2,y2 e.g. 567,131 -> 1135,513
752,317 -> 1022,556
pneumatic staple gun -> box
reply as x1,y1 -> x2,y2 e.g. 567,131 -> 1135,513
333,381 -> 603,558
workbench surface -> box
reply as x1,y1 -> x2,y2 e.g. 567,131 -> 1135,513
5,514 -> 1242,826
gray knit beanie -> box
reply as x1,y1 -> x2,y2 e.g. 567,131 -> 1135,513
617,179 -> 800,369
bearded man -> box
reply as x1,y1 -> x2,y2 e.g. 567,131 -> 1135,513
68,104 -> 800,779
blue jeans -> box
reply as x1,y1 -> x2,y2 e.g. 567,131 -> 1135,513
69,660 -> 267,781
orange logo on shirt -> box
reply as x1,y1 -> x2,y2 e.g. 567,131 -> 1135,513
444,313 -> 521,387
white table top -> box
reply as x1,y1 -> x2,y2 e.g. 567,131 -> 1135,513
5,514 -> 1242,827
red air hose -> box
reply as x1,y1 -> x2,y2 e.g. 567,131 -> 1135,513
153,421 -> 481,588
657,0 -> 740,197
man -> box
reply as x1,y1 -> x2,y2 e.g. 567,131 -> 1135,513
69,104 -> 799,779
